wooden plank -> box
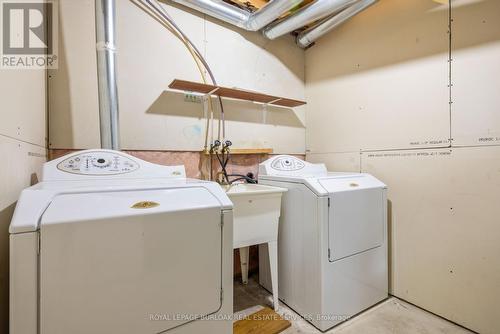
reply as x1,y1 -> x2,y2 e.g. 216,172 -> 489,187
217,86 -> 277,104
234,307 -> 291,334
168,79 -> 218,94
230,148 -> 273,155
228,0 -> 268,11
168,79 -> 306,108
225,0 -> 313,16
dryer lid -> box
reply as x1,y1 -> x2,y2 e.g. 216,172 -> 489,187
39,194 -> 224,333
317,174 -> 386,194
10,180 -> 232,234
40,187 -> 222,227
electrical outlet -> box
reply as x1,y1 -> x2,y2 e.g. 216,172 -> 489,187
184,93 -> 202,103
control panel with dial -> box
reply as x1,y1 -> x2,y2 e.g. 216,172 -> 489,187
57,151 -> 140,175
271,156 -> 305,171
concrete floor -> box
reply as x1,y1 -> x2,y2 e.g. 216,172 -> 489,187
234,275 -> 473,334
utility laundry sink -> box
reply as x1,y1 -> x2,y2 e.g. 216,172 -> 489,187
224,183 -> 287,248
224,183 -> 287,310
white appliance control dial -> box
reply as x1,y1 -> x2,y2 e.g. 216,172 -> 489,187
57,151 -> 140,175
271,156 -> 305,171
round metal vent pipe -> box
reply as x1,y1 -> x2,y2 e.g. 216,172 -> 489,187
170,0 -> 303,32
262,0 -> 359,40
95,0 -> 120,150
297,0 -> 377,48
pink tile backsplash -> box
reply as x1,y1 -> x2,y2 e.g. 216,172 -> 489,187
125,151 -> 202,178
48,149 -> 304,277
49,149 -> 304,181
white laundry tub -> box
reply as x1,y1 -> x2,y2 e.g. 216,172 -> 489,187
224,183 -> 287,311
224,183 -> 287,248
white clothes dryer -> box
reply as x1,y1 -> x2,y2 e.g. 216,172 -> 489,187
258,155 -> 388,331
10,150 -> 233,334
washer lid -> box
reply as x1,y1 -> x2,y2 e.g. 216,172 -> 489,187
40,187 -> 221,226
259,155 -> 327,178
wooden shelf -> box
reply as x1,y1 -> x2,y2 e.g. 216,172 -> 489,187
230,148 -> 273,154
169,79 -> 306,108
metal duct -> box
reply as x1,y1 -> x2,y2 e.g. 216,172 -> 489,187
297,0 -> 377,48
262,0 -> 359,40
170,0 -> 303,31
170,0 -> 249,29
95,0 -> 120,149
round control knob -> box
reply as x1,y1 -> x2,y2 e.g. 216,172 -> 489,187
92,157 -> 111,168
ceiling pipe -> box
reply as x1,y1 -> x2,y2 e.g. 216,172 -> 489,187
169,0 -> 303,31
246,0 -> 304,31
169,0 -> 249,29
95,0 -> 120,150
297,0 -> 377,48
262,0 -> 359,40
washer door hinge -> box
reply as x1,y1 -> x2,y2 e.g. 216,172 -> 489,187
328,197 -> 331,207
328,248 -> 331,259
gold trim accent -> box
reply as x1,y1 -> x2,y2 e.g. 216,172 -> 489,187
131,201 -> 160,209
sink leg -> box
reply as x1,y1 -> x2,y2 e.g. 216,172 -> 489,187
268,241 -> 279,311
239,247 -> 250,285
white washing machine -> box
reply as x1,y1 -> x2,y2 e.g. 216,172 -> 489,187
258,155 -> 388,331
10,150 -> 233,334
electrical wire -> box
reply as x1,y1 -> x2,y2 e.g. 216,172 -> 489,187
145,0 -> 226,141
134,0 -> 215,150
133,1 -> 206,80
145,0 -> 218,145
215,149 -> 229,184
135,0 -> 217,180
229,176 -> 257,185
134,0 -> 230,181
214,141 -> 257,185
